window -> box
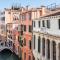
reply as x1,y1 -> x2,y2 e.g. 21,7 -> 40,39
21,25 -> 23,35
33,56 -> 35,60
18,25 -> 20,31
8,12 -> 11,14
20,14 -> 22,20
24,25 -> 26,31
47,39 -> 50,59
21,31 -> 23,35
32,21 -> 33,29
52,41 -> 56,60
1,17 -> 5,21
58,43 -> 60,60
29,12 -> 31,20
38,36 -> 41,53
9,41 -> 12,46
24,53 -> 26,60
18,36 -> 20,41
13,14 -> 19,20
29,40 -> 31,49
42,20 -> 45,27
37,58 -> 39,60
33,35 -> 35,49
8,34 -> 12,39
22,14 -> 26,20
58,19 -> 60,29
1,43 -> 4,46
29,25 -> 32,32
38,21 -> 40,27
40,10 -> 42,16
47,20 -> 50,28
42,38 -> 45,56
21,25 -> 23,31
11,36 -> 12,39
33,21 -> 35,27
24,38 -> 26,46
29,56 -> 31,60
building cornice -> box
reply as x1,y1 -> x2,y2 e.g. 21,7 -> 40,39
33,31 -> 60,40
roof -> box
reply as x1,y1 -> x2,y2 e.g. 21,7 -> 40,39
44,12 -> 60,17
41,10 -> 60,18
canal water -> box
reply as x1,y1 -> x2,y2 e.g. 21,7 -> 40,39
0,49 -> 20,60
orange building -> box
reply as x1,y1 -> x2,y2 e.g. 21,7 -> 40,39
18,6 -> 47,60
19,7 -> 32,60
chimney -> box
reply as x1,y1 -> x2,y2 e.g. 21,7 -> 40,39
26,5 -> 29,10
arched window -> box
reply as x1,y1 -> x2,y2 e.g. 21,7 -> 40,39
52,41 -> 56,60
47,39 -> 50,59
42,38 -> 45,56
58,43 -> 60,60
33,35 -> 36,49
38,36 -> 41,53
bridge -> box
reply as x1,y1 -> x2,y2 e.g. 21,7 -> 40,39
0,34 -> 19,56
0,41 -> 13,52
0,46 -> 13,52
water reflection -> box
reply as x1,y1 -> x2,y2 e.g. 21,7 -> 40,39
0,49 -> 19,60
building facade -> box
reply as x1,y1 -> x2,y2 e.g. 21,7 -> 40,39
19,7 -> 33,60
0,7 -> 21,55
5,7 -> 21,55
32,11 -> 60,60
18,6 -> 48,60
0,11 -> 5,36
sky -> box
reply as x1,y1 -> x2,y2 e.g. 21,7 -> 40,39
0,0 -> 60,9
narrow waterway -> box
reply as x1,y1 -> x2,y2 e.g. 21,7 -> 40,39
0,49 -> 20,60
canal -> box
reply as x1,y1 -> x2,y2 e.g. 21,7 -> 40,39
0,49 -> 20,60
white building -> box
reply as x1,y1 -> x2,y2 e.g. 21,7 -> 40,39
32,11 -> 60,60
